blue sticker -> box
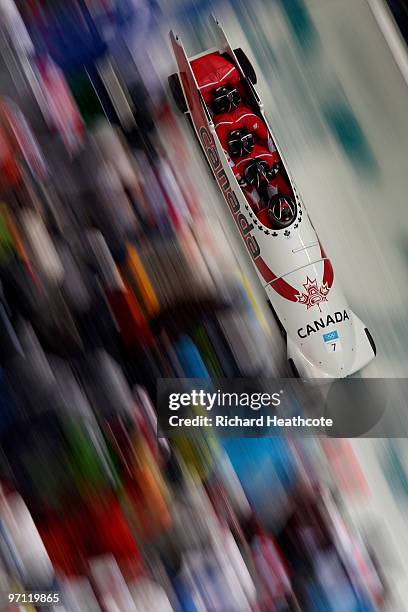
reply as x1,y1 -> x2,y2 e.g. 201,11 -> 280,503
323,330 -> 339,342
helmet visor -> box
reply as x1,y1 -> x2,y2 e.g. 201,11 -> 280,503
244,159 -> 272,188
212,86 -> 241,114
228,129 -> 254,157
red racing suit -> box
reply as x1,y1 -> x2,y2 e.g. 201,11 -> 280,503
214,105 -> 269,150
191,53 -> 242,105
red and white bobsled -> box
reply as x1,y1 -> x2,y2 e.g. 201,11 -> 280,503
168,16 -> 375,378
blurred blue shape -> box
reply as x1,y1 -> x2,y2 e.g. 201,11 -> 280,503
321,97 -> 379,175
383,440 -> 408,502
276,0 -> 378,174
25,0 -> 140,72
171,576 -> 199,612
222,436 -> 297,489
173,335 -> 211,379
277,0 -> 319,53
222,435 -> 298,531
28,2 -> 107,71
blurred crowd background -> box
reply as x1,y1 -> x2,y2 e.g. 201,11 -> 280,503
0,0 -> 405,610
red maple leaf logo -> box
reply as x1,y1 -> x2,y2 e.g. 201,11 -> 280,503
296,277 -> 330,312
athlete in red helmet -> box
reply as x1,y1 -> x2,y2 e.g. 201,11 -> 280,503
215,105 -> 269,151
191,53 -> 242,107
234,144 -> 290,197
232,144 -> 295,226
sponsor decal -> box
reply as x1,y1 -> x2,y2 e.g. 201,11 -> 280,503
297,310 -> 349,339
296,277 -> 330,312
323,330 -> 339,342
200,126 -> 260,260
323,330 -> 341,353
